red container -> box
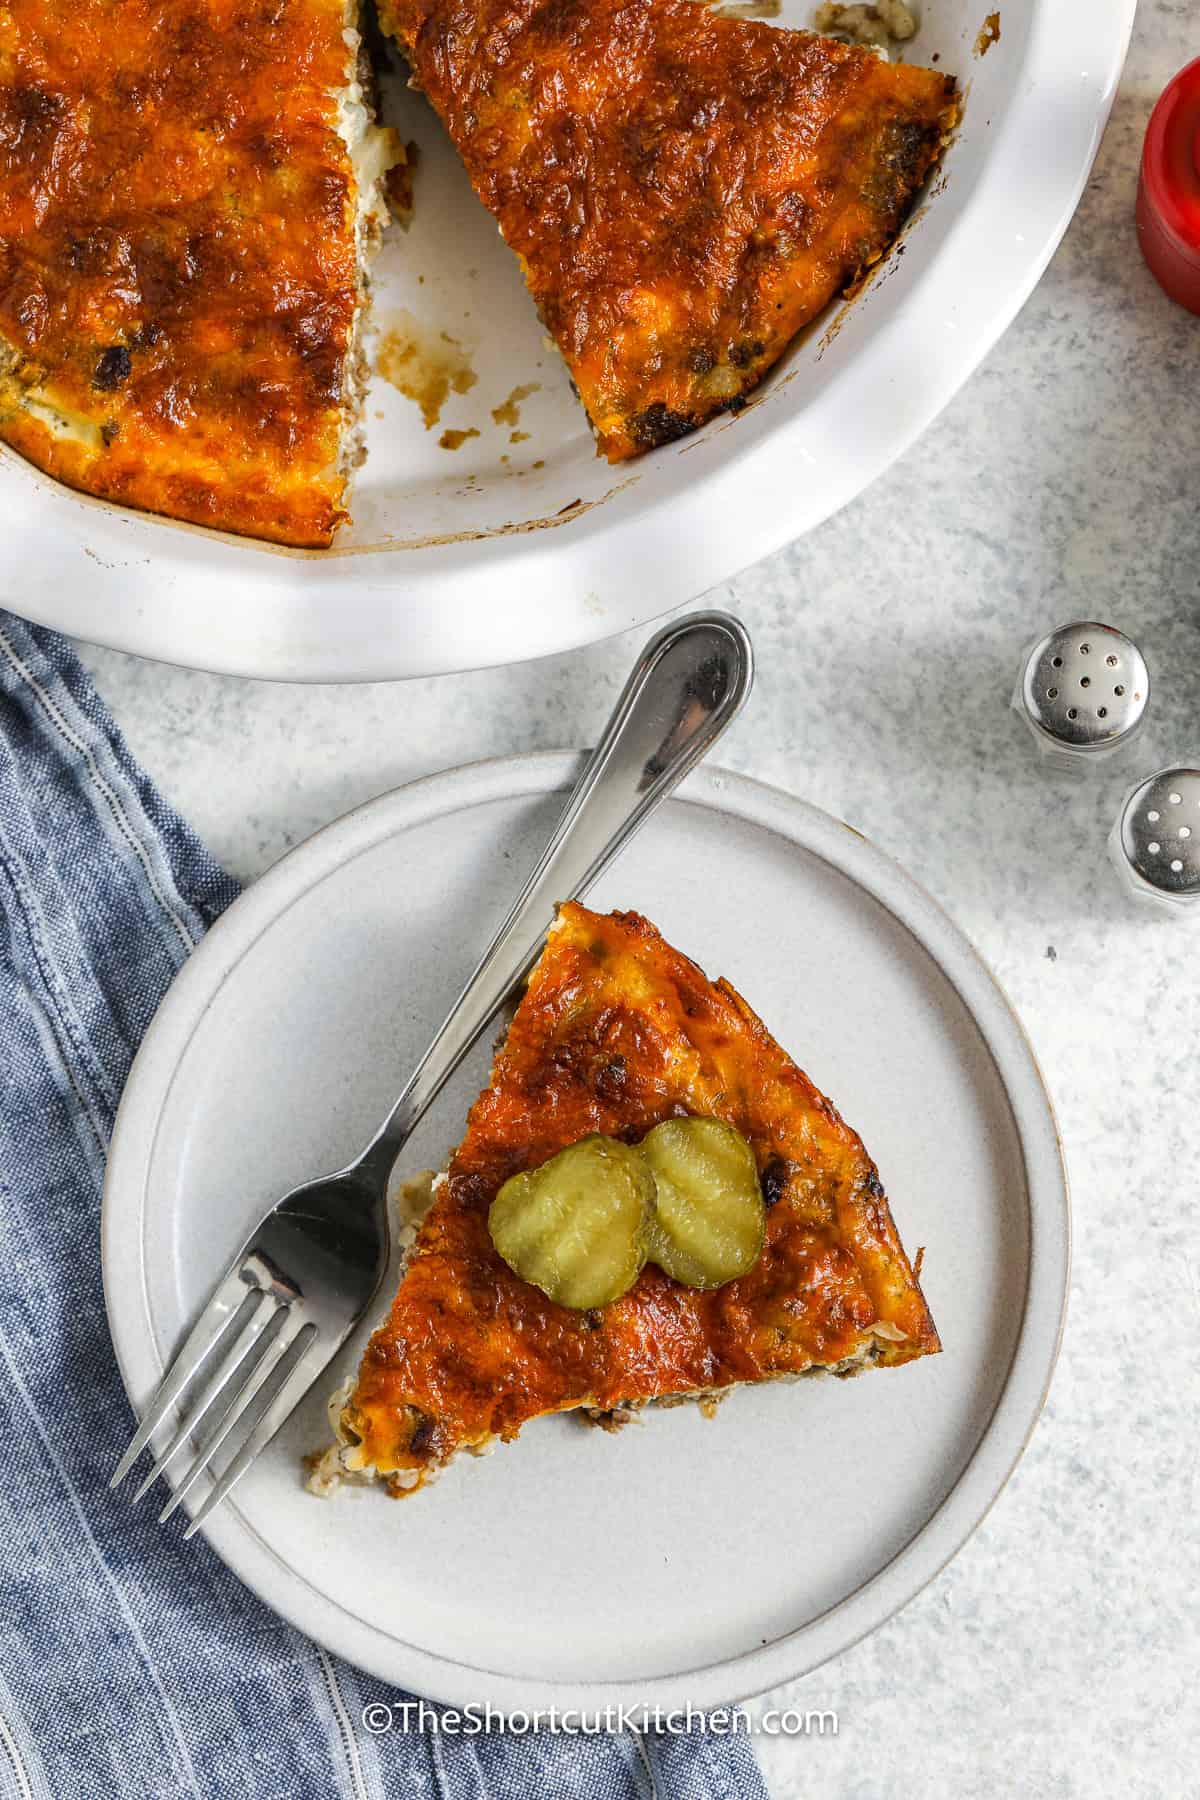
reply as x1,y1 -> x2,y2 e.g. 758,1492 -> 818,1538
1137,57 -> 1200,314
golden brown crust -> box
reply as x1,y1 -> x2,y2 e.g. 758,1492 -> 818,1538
0,0 -> 371,546
378,0 -> 958,459
346,902 -> 939,1485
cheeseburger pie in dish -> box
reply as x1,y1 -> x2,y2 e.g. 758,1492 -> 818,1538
1,0 -> 954,540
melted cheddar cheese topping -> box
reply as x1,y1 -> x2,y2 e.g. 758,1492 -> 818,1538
345,902 -> 939,1487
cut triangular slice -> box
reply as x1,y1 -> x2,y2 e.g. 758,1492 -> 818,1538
333,903 -> 938,1494
0,0 -> 400,546
379,0 -> 958,457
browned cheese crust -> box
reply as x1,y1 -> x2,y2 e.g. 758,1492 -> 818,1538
346,902 -> 939,1490
0,0 -> 373,545
379,0 -> 958,457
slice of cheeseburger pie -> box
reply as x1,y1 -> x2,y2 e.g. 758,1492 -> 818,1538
378,0 -> 958,458
0,0 -> 400,545
316,902 -> 938,1496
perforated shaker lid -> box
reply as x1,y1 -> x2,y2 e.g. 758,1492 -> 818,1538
1018,622 -> 1149,753
1117,768 -> 1200,900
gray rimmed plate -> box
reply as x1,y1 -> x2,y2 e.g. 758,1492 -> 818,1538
102,754 -> 1068,1709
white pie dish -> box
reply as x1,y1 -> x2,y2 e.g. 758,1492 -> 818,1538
102,753 -> 1069,1709
2,0 -> 1134,680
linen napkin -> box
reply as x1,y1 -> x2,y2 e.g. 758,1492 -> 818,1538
0,612 -> 770,1800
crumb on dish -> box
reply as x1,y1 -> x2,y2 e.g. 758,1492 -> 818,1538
813,0 -> 917,49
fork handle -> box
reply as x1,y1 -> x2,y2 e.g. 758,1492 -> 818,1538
359,609 -> 753,1177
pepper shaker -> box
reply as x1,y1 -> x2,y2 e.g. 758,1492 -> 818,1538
1013,622 -> 1150,772
1110,769 -> 1200,914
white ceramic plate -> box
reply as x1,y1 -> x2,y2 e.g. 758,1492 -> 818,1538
6,2 -> 1133,679
104,753 -> 1068,1708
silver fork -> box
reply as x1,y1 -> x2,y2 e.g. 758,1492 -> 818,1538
110,609 -> 753,1537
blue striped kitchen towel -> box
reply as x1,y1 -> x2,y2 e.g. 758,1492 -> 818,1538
0,612 -> 770,1800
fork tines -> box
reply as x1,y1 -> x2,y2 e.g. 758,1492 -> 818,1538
111,1261 -> 318,1539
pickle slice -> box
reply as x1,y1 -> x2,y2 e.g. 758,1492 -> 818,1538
489,1135 -> 655,1309
641,1117 -> 765,1289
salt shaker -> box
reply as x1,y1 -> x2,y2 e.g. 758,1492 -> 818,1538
1012,622 -> 1150,772
1110,769 -> 1200,915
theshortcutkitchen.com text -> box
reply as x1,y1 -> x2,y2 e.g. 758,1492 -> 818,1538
361,1701 -> 837,1737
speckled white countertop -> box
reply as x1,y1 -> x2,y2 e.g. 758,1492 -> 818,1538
74,5 -> 1198,1794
